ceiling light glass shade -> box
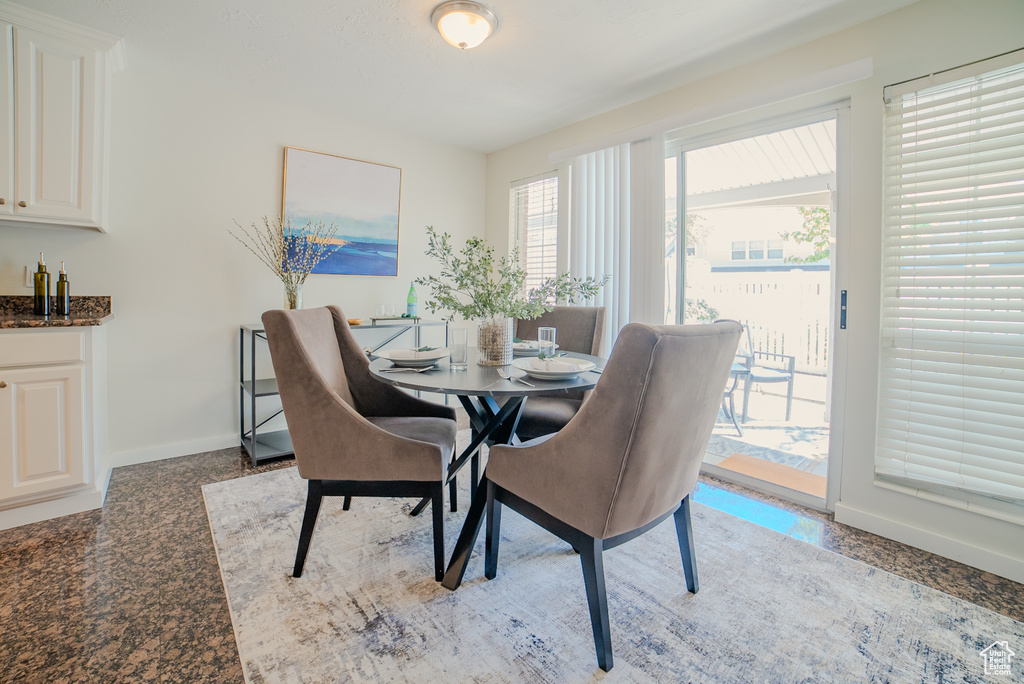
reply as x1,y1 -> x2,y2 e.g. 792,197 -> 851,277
431,1 -> 498,50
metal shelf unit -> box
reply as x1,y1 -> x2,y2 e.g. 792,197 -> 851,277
239,319 -> 448,467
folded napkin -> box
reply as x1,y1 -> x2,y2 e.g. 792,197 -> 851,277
530,358 -> 577,372
513,341 -> 538,350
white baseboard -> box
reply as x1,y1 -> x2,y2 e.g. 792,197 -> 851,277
111,433 -> 238,469
834,501 -> 1024,584
0,487 -> 105,531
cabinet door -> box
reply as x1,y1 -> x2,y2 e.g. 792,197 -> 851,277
13,27 -> 98,224
0,364 -> 87,502
0,22 -> 12,217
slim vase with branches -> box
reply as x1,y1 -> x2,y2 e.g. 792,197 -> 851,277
228,216 -> 341,309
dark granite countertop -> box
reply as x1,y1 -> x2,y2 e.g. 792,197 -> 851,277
0,296 -> 113,329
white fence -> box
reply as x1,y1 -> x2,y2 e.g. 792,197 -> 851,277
694,270 -> 832,373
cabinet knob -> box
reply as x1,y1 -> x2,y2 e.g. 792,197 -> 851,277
0,198 -> 5,204
18,201 -> 27,208
0,381 -> 7,389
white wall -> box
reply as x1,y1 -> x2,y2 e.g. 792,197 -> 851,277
484,0 -> 1024,580
0,66 -> 485,467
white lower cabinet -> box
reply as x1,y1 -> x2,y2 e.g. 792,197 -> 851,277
0,326 -> 108,528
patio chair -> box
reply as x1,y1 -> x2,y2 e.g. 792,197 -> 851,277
714,319 -> 750,436
741,328 -> 795,422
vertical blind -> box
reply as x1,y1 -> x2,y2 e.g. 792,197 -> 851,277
877,51 -> 1024,505
568,137 -> 667,348
570,146 -> 630,346
511,174 -> 559,294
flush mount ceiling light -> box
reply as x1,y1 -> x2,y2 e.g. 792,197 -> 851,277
431,1 -> 498,50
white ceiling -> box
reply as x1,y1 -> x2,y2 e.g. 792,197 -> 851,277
16,0 -> 918,153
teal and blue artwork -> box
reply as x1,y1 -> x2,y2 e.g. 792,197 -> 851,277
282,147 -> 401,276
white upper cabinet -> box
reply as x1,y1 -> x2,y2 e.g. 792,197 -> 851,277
0,21 -> 12,218
15,27 -> 99,225
0,3 -> 123,232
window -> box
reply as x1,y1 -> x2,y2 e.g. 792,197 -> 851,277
748,240 -> 765,260
767,239 -> 784,260
876,51 -> 1024,509
511,173 -> 558,294
731,241 -> 746,260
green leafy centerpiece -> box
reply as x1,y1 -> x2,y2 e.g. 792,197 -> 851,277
416,226 -> 606,365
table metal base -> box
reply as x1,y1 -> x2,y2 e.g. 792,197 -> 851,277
409,395 -> 525,517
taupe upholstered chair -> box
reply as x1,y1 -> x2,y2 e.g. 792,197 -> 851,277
483,320 -> 741,670
512,306 -> 606,441
262,305 -> 457,581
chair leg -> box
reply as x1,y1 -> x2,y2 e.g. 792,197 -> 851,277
674,495 -> 699,594
449,475 -> 458,513
484,480 -> 502,580
724,391 -> 742,437
470,452 -> 480,499
431,483 -> 445,582
580,537 -> 613,672
342,496 -> 352,511
293,480 -> 324,578
785,376 -> 794,421
742,376 -> 752,423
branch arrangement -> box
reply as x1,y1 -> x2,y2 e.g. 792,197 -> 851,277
416,226 -> 607,322
228,216 -> 342,291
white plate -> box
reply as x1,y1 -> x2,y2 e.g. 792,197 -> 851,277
374,347 -> 450,368
512,341 -> 560,356
512,356 -> 596,380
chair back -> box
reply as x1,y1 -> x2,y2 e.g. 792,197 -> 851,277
262,306 -> 374,477
263,307 -> 356,405
560,321 -> 741,537
514,306 -> 606,356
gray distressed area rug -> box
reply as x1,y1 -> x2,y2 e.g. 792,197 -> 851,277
203,466 -> 1022,683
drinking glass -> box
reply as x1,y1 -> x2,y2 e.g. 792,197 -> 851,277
449,328 -> 468,370
538,327 -> 556,358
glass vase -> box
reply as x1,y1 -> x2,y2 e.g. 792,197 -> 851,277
284,282 -> 303,310
477,316 -> 513,366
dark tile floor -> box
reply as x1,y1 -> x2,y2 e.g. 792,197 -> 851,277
1,447 -> 1021,683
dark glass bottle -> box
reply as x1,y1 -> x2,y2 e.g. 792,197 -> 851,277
56,262 -> 70,316
33,253 -> 51,316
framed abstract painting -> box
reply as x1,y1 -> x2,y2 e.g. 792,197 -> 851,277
281,147 -> 402,276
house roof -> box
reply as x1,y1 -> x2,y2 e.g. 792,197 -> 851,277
685,119 -> 837,209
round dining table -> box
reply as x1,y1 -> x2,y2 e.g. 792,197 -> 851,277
369,348 -> 605,589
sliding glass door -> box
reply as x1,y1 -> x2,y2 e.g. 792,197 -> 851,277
665,110 -> 847,509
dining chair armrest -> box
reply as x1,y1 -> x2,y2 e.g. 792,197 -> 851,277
356,377 -> 457,421
325,306 -> 455,421
752,351 -> 795,373
284,375 -> 449,482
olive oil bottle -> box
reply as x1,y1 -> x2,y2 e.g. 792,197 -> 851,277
56,262 -> 71,316
33,253 -> 51,316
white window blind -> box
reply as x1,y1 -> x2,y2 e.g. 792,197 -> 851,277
511,173 -> 559,294
877,51 -> 1024,506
